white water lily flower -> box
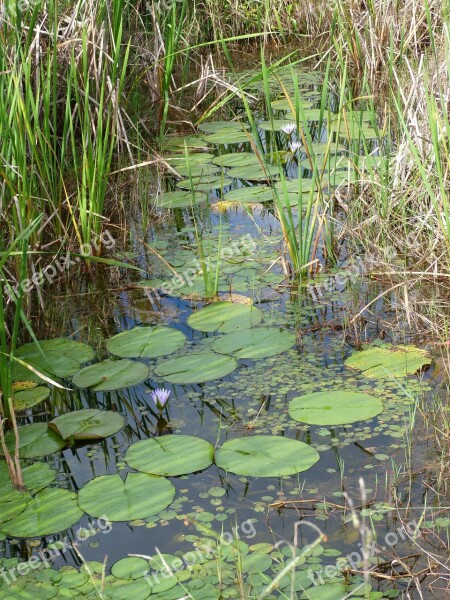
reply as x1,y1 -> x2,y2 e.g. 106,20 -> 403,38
281,123 -> 297,135
289,141 -> 303,153
151,388 -> 170,411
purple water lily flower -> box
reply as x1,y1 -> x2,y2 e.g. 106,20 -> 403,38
151,388 -> 170,412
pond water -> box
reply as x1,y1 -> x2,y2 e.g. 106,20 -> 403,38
0,61 -> 446,600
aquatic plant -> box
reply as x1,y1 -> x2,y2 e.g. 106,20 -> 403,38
150,388 -> 171,413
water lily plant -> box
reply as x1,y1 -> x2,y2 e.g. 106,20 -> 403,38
151,388 -> 170,413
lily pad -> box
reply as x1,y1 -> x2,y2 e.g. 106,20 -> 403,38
163,153 -> 214,167
224,185 -> 275,204
0,462 -> 56,495
13,386 -> 50,411
13,338 -> 94,382
155,352 -> 238,384
199,121 -> 248,133
153,190 -> 207,209
258,119 -> 297,132
212,327 -> 295,359
72,359 -> 149,391
106,326 -> 186,359
212,153 -> 259,168
162,135 -> 209,151
173,163 -> 221,178
0,488 -> 83,538
289,391 -> 384,425
49,409 -> 125,441
176,175 -> 234,191
187,302 -> 262,333
202,130 -> 251,145
345,345 -> 430,379
215,435 -> 320,477
78,473 -> 175,521
227,164 -> 280,181
3,423 -> 66,458
125,435 -> 214,476
111,557 -> 150,580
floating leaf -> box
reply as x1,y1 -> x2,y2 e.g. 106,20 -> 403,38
202,130 -> 251,145
258,119 -> 297,132
173,163 -> 221,178
13,386 -> 50,411
212,153 -> 259,168
176,175 -> 234,191
274,178 -> 322,194
199,121 -> 248,134
13,338 -> 94,382
300,582 -> 348,600
215,435 -> 320,476
153,190 -> 207,209
187,302 -> 262,333
109,581 -> 152,600
3,423 -> 66,458
107,326 -> 186,359
0,462 -> 56,495
155,353 -> 238,384
345,345 -> 430,379
73,359 -> 149,391
50,409 -> 125,441
163,153 -> 214,167
227,164 -> 280,181
162,135 -> 209,151
289,391 -> 383,425
111,557 -> 150,580
78,473 -> 175,521
125,435 -> 214,476
224,185 -> 275,204
212,327 -> 295,359
0,488 -> 83,538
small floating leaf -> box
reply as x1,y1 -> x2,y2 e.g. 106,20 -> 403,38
345,345 -> 430,379
212,327 -> 295,359
107,326 -> 186,359
215,435 -> 320,477
258,119 -> 297,132
153,190 -> 207,209
78,473 -> 175,521
289,391 -> 384,425
0,462 -> 56,495
50,409 -> 125,441
155,353 -> 238,384
227,164 -> 280,181
199,121 -> 248,134
13,386 -> 50,411
224,185 -> 275,204
3,423 -> 66,458
111,557 -> 150,580
73,359 -> 149,391
212,152 -> 259,168
0,488 -> 83,538
187,302 -> 262,333
176,175 -> 233,191
203,130 -> 252,145
125,435 -> 214,476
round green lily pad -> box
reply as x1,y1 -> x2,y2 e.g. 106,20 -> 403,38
0,488 -> 83,538
202,130 -> 251,145
111,557 -> 150,580
344,345 -> 430,379
107,326 -> 186,359
0,461 -> 56,495
78,473 -> 175,521
13,386 -> 50,411
13,338 -> 94,382
49,409 -> 125,441
258,119 -> 297,132
110,581 -> 152,600
174,163 -> 221,178
187,302 -> 262,333
72,359 -> 149,391
199,121 -> 248,134
215,435 -> 320,477
227,164 -> 280,181
176,175 -> 234,191
153,190 -> 207,209
212,153 -> 259,168
224,185 -> 275,204
212,327 -> 295,359
3,423 -> 66,458
125,435 -> 214,476
155,353 -> 238,384
289,391 -> 384,425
